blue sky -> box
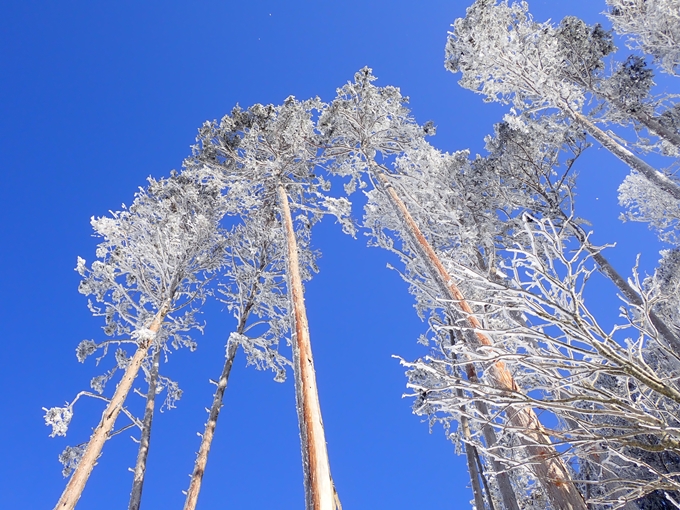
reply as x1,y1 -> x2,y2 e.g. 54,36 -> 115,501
0,1 -> 669,508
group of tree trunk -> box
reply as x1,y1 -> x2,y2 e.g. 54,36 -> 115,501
45,0 -> 680,508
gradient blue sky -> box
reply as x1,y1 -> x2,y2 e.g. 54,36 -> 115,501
0,1 -> 668,509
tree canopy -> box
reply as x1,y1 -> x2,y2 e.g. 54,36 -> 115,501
34,1 -> 680,509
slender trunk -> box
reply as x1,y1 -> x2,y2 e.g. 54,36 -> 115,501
629,108 -> 680,150
564,109 -> 680,352
569,225 -> 680,354
374,167 -> 587,510
277,184 -> 335,510
589,87 -> 680,149
333,485 -> 342,510
477,412 -> 520,510
182,333 -> 240,510
128,345 -> 161,510
450,324 -> 519,510
472,444 -> 497,510
466,365 -> 521,510
592,250 -> 680,349
54,301 -> 171,510
569,109 -> 680,201
183,237 -> 272,510
461,407 -> 489,510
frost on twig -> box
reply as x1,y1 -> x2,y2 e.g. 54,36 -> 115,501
132,327 -> 156,344
75,340 -> 97,363
157,375 -> 183,412
235,332 -> 291,383
606,0 -> 680,76
115,348 -> 130,369
90,375 -> 109,395
43,406 -> 73,437
59,445 -> 86,478
619,170 -> 680,245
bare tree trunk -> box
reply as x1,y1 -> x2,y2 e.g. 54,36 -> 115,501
128,345 -> 161,510
450,324 -> 519,510
278,184 -> 335,510
464,364 -> 521,510
461,408 -> 489,510
472,444 -> 497,510
374,167 -> 588,510
597,87 -> 680,149
54,301 -> 171,510
629,109 -> 680,150
333,484 -> 342,510
570,109 -> 680,201
566,222 -> 680,354
183,239 -> 272,510
591,249 -> 680,350
182,335 -> 239,510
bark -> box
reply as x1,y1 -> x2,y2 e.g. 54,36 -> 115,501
54,301 -> 171,510
374,167 -> 587,510
183,245 -> 270,510
461,407 -> 489,510
450,324 -> 519,510
472,445 -> 497,510
182,336 -> 239,510
570,109 -> 680,201
278,184 -> 335,510
583,85 -> 680,149
128,345 -> 162,510
466,365 -> 521,510
629,108 -> 680,150
333,484 -> 342,510
478,412 -> 521,510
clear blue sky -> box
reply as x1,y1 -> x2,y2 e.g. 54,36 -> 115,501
0,1 -> 666,508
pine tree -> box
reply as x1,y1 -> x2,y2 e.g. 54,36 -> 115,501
47,169 -> 227,510
606,0 -> 680,77
187,98 -> 353,509
181,207 -> 291,510
445,0 -> 680,203
319,68 -> 587,510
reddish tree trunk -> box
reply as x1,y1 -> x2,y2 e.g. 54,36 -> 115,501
374,168 -> 587,510
54,302 -> 171,510
278,184 -> 335,510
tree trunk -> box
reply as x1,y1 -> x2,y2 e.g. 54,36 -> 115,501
278,184 -> 335,510
598,87 -> 680,149
182,335 -> 239,510
183,239 -> 271,510
374,167 -> 587,510
461,406 -> 490,510
587,86 -> 680,149
629,108 -> 680,150
128,345 -> 161,510
465,364 -> 521,510
472,444 -> 497,510
54,301 -> 171,510
570,109 -> 680,201
450,324 -> 519,510
566,222 -> 680,354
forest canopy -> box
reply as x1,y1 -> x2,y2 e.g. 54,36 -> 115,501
41,1 -> 680,509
